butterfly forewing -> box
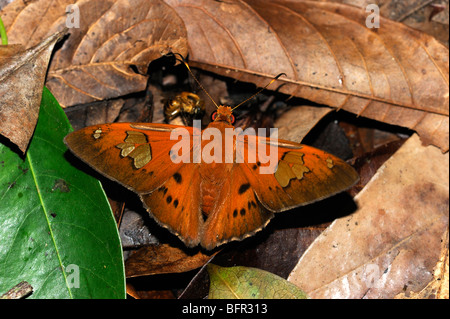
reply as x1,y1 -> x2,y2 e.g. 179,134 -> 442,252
64,123 -> 190,194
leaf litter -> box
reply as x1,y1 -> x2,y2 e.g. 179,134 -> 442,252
0,0 -> 448,299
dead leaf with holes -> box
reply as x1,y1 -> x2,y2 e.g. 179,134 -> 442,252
288,134 -> 449,298
0,31 -> 65,153
0,0 -> 188,108
164,0 -> 449,151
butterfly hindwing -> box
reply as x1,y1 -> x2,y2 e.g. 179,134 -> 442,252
201,164 -> 274,250
241,137 -> 359,212
140,164 -> 203,247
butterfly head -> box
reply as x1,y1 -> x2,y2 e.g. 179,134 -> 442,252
211,105 -> 235,125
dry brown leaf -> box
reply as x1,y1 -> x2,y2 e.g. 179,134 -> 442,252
274,105 -> 332,142
0,31 -> 65,153
125,244 -> 215,278
434,230 -> 449,299
1,0 -> 188,107
431,4 -> 449,26
164,0 -> 449,151
65,93 -> 152,131
332,0 -> 438,21
288,134 -> 449,298
394,228 -> 449,299
119,210 -> 159,248
319,1 -> 449,46
126,282 -> 176,299
348,139 -> 407,196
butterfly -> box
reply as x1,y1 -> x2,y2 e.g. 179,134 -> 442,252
64,60 -> 358,250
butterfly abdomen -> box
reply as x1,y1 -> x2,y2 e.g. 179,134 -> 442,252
198,161 -> 234,217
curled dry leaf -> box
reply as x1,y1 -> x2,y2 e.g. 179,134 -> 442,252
288,134 -> 449,299
164,0 -> 449,151
0,31 -> 65,153
1,0 -> 188,107
125,244 -> 215,278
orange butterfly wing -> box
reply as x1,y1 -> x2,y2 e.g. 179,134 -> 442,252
201,164 -> 274,250
65,121 -> 358,250
239,135 -> 359,212
199,133 -> 358,249
64,123 -> 190,194
65,122 -> 205,246
140,164 -> 202,247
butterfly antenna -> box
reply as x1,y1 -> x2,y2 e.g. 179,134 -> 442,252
232,73 -> 286,111
173,53 -> 220,109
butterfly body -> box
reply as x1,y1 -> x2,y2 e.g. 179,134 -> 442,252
65,105 -> 358,250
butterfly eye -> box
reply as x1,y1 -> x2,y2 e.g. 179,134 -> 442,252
211,112 -> 235,123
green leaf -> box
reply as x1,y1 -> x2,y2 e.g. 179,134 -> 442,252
207,264 -> 308,299
0,87 -> 125,298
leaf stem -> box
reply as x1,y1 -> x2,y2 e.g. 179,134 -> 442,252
0,15 -> 8,45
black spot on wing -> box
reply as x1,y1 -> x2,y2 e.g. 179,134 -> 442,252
173,172 -> 182,184
238,183 -> 251,194
158,186 -> 168,196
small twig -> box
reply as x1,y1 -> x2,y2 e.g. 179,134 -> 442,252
0,281 -> 33,299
